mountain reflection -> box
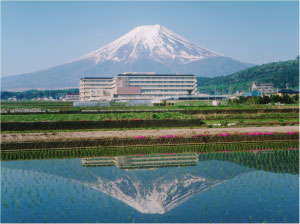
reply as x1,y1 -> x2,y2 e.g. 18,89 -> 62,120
1,150 -> 298,214
77,153 -> 251,214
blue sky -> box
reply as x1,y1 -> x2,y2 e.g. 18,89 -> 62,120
2,1 -> 299,77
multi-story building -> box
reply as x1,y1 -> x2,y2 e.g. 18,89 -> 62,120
81,153 -> 199,170
80,73 -> 197,101
80,77 -> 115,101
251,82 -> 274,95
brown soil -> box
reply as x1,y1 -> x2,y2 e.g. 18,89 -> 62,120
1,126 -> 299,143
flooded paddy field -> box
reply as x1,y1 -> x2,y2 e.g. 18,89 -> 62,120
1,149 -> 299,223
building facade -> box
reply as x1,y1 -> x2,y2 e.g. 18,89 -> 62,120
251,82 -> 274,95
274,89 -> 299,97
65,93 -> 80,101
80,77 -> 115,101
80,73 -> 197,101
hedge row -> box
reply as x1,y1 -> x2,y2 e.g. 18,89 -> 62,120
1,133 -> 298,150
1,108 -> 298,115
1,119 -> 204,131
183,108 -> 299,115
1,141 -> 298,161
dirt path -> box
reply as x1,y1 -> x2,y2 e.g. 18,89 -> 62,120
1,126 -> 299,143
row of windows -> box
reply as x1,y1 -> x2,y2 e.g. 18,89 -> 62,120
131,85 -> 194,88
141,89 -> 188,93
125,81 -> 194,84
119,76 -> 194,80
83,84 -> 112,86
82,80 -> 113,83
81,87 -> 113,90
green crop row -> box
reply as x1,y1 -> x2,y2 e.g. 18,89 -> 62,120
1,119 -> 204,131
1,141 -> 298,161
0,112 -> 193,122
1,111 -> 299,123
1,133 -> 298,151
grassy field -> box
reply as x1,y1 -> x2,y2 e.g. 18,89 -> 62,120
1,112 -> 193,122
1,100 -> 299,111
1,100 -> 299,136
1,111 -> 298,128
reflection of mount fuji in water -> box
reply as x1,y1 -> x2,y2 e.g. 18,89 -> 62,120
2,151 -> 297,214
1,153 -> 253,214
80,153 -> 225,213
84,173 -> 224,214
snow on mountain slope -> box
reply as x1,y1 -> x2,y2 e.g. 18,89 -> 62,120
77,24 -> 221,65
82,174 -> 224,214
1,24 -> 254,90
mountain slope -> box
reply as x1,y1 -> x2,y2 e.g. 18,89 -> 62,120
2,24 -> 253,90
197,58 -> 299,94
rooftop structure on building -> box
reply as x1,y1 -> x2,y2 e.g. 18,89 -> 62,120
80,73 -> 197,101
275,89 -> 299,96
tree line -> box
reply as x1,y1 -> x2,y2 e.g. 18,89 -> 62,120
1,89 -> 79,100
228,95 -> 299,105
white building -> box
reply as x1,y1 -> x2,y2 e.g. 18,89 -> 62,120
251,82 -> 274,95
80,73 -> 197,101
65,93 -> 80,101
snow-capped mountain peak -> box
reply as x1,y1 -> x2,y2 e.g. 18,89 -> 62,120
2,24 -> 254,90
77,24 -> 221,64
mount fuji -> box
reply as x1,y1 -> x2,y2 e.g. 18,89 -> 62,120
2,24 -> 253,90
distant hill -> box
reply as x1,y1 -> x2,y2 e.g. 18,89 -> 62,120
197,58 -> 299,94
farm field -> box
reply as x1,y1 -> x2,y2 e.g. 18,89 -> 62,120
1,100 -> 299,133
1,101 -> 299,223
1,100 -> 299,111
1,111 -> 299,122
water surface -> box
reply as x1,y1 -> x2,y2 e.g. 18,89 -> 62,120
1,150 -> 299,223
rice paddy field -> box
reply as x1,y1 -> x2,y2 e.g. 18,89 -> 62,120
1,149 -> 299,223
1,100 -> 299,223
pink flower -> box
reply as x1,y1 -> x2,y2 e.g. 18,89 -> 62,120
135,136 -> 145,139
287,132 -> 297,134
135,154 -> 145,156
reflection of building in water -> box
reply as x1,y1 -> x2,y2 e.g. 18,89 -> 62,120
81,153 -> 198,170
